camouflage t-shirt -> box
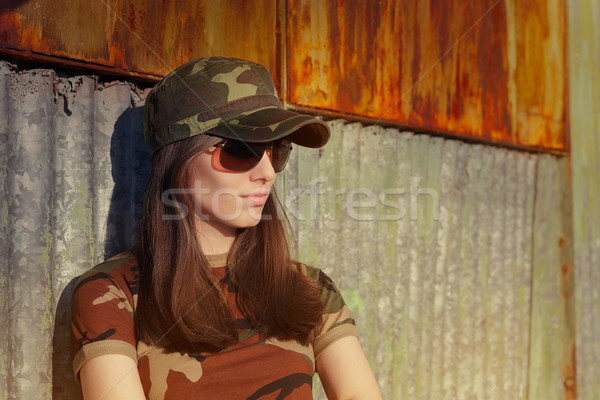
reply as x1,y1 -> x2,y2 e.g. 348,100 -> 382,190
71,252 -> 358,399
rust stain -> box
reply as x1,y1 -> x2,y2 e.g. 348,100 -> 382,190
287,0 -> 567,152
561,262 -> 573,300
0,0 -> 278,82
0,12 -> 22,45
513,0 -> 566,149
107,43 -> 128,70
127,3 -> 136,32
0,0 -> 567,151
559,236 -> 566,248
561,263 -> 569,278
1,10 -> 51,51
479,1 -> 512,142
563,343 -> 577,400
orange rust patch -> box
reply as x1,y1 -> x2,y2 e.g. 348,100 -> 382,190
563,342 -> 577,400
0,0 -> 278,83
0,12 -> 22,45
560,263 -> 573,299
287,0 -> 567,152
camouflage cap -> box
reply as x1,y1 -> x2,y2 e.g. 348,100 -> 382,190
144,56 -> 330,155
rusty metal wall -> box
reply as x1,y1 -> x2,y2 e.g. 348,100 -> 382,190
0,0 -> 279,81
1,1 -> 566,152
568,0 -> 600,399
0,60 -> 573,399
286,0 -> 567,152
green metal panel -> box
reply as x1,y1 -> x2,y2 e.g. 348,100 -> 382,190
569,0 -> 600,399
528,155 -> 574,400
278,121 -> 568,399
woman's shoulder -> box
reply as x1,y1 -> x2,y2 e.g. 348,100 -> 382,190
292,261 -> 360,357
293,261 -> 339,292
73,251 -> 139,295
71,252 -> 140,379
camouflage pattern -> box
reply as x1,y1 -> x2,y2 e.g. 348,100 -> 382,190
70,253 -> 358,399
144,56 -> 330,155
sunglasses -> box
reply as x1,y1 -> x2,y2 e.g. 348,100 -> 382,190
213,138 -> 293,173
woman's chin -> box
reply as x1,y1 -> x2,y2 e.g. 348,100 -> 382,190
218,212 -> 267,229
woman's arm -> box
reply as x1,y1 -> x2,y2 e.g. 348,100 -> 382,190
316,336 -> 382,400
79,354 -> 146,400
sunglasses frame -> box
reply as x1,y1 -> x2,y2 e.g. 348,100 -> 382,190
213,138 -> 293,173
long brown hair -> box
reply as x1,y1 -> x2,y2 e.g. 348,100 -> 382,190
134,134 -> 324,353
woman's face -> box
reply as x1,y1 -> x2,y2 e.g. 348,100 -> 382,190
187,145 -> 277,235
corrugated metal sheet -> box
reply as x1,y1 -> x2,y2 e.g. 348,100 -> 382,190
0,0 -> 279,81
568,0 -> 600,399
279,122 -> 572,399
529,155 -> 575,400
0,61 -> 149,400
0,60 -> 573,399
286,0 -> 567,152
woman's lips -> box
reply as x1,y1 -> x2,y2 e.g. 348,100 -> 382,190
241,191 -> 270,206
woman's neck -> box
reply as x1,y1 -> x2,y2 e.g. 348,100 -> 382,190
195,219 -> 237,255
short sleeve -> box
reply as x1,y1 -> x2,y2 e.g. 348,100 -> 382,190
302,265 -> 360,359
70,256 -> 139,382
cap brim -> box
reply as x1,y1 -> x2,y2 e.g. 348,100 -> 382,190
206,107 -> 330,148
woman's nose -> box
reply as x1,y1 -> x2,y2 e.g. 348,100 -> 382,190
250,150 -> 276,182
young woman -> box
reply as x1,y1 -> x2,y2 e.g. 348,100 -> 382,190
71,57 -> 381,400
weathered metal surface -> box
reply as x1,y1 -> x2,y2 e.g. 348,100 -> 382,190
511,0 -> 566,149
1,0 -> 567,151
0,0 -> 278,80
287,0 -> 567,152
569,0 -> 600,399
50,73 -> 96,400
528,155 -> 576,400
278,121 -> 569,399
5,65 -> 55,400
0,61 -> 149,400
0,61 -> 11,400
0,60 -> 575,399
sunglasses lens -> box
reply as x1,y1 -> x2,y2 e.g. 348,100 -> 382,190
219,141 -> 263,172
271,140 -> 292,172
218,139 -> 293,172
